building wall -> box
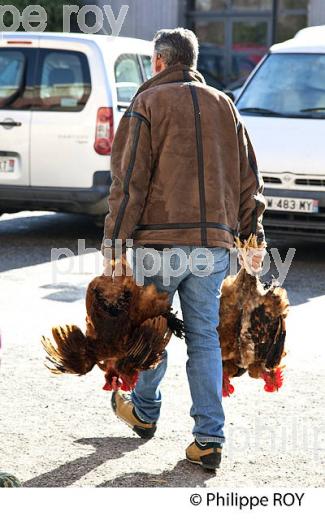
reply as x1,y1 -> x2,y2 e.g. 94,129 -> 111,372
309,0 -> 325,26
95,0 -> 183,40
85,1 -> 325,39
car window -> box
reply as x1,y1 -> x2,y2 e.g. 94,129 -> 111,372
115,54 -> 142,103
198,50 -> 226,90
34,50 -> 91,111
0,50 -> 27,109
140,55 -> 152,81
237,53 -> 325,118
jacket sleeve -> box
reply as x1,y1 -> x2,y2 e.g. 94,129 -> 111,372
237,118 -> 266,245
101,96 -> 152,256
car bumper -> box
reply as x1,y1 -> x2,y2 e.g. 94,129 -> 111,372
263,187 -> 325,240
0,171 -> 111,215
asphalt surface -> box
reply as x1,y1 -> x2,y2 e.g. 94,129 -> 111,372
0,211 -> 324,487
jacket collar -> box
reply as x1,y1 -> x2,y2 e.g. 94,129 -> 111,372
135,64 -> 206,96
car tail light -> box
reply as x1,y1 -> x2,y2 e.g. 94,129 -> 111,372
94,107 -> 114,155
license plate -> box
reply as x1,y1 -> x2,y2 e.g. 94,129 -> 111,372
0,158 -> 15,173
266,196 -> 319,213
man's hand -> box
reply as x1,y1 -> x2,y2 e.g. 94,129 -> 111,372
238,246 -> 267,275
103,254 -> 128,277
103,256 -> 114,276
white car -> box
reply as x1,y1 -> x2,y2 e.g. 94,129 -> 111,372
236,25 -> 325,240
0,32 -> 152,220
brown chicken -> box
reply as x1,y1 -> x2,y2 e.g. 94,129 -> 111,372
41,259 -> 184,391
219,235 -> 289,397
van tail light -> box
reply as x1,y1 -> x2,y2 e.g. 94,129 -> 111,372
94,107 -> 114,155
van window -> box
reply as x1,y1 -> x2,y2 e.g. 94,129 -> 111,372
34,50 -> 91,111
115,54 -> 142,103
0,49 -> 32,110
140,55 -> 152,81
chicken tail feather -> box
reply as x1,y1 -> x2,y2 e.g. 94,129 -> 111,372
164,310 -> 185,339
116,316 -> 171,377
41,325 -> 95,376
265,317 -> 287,369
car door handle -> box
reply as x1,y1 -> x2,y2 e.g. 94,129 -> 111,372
0,121 -> 22,127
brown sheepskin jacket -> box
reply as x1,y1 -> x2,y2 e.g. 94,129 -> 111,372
102,63 -> 266,253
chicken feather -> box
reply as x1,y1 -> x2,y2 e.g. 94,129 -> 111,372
219,235 -> 289,395
41,259 -> 184,391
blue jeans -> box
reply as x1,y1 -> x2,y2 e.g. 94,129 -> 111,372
131,245 -> 230,444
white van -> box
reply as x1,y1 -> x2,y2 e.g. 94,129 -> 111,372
0,32 -> 152,220
236,26 -> 325,240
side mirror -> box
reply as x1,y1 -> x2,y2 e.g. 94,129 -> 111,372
224,89 -> 235,102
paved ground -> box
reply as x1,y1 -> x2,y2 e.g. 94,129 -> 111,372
0,211 -> 324,487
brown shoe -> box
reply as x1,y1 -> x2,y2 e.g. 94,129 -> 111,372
111,390 -> 157,439
186,440 -> 223,471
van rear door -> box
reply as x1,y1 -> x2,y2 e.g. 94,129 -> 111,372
0,44 -> 36,186
30,41 -> 107,189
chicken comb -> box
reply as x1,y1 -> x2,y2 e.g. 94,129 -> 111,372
262,367 -> 284,392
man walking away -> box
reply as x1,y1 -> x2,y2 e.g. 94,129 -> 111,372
102,28 -> 266,471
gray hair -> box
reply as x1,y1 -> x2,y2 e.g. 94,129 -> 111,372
153,28 -> 199,68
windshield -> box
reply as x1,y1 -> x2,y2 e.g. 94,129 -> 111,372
237,53 -> 325,118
